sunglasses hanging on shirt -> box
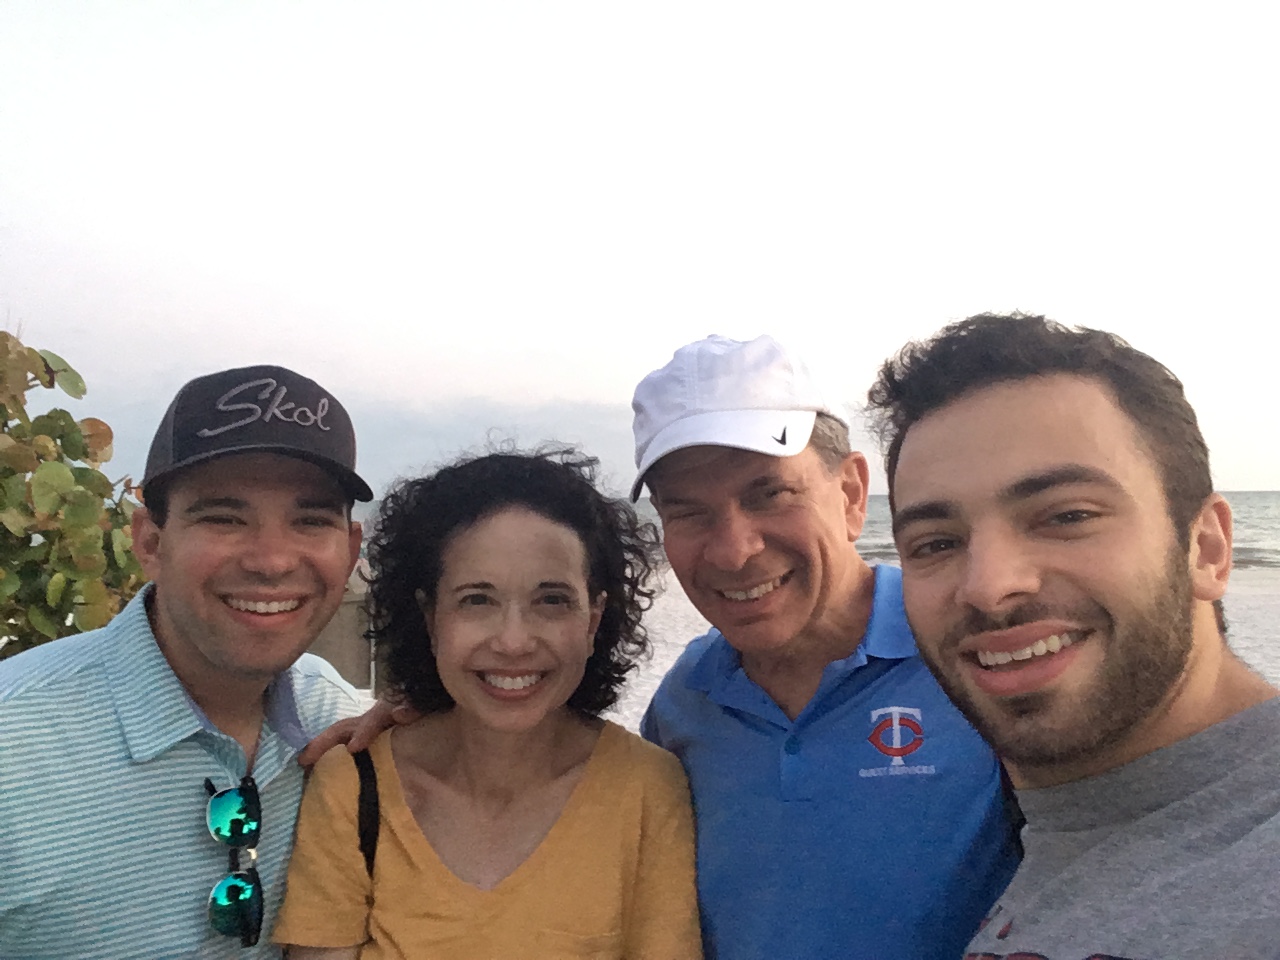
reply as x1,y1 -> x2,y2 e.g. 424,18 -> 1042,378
204,775 -> 263,948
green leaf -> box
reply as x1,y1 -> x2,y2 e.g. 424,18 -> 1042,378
37,350 -> 86,399
26,603 -> 62,639
0,507 -> 30,536
0,571 -> 22,601
111,527 -> 133,568
30,461 -> 75,515
71,467 -> 114,499
72,596 -> 114,631
3,474 -> 28,505
77,577 -> 108,605
60,424 -> 87,461
17,541 -> 50,565
51,552 -> 82,577
61,487 -> 103,528
46,571 -> 67,608
0,442 -> 40,474
30,411 -> 74,440
67,536 -> 108,578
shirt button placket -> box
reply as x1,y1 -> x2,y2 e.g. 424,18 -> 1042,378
779,731 -> 807,799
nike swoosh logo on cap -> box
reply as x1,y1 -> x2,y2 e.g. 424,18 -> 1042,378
773,427 -> 787,445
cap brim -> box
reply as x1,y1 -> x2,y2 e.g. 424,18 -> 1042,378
143,445 -> 375,503
630,408 -> 818,501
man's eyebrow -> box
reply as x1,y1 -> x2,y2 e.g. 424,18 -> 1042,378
652,492 -> 693,508
183,496 -> 247,514
652,486 -> 715,509
892,464 -> 1126,538
451,581 -> 495,592
537,581 -> 576,591
296,495 -> 347,513
655,471 -> 783,509
744,473 -> 782,491
1002,464 -> 1124,502
892,501 -> 953,538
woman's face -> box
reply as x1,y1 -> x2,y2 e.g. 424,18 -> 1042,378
426,506 -> 605,733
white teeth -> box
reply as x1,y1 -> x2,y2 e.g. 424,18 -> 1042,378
976,633 -> 1076,668
721,576 -> 785,602
227,598 -> 301,614
482,673 -> 542,691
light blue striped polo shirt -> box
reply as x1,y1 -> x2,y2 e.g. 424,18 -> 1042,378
0,585 -> 367,960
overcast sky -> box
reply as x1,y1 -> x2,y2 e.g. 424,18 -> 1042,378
2,2 -> 1277,499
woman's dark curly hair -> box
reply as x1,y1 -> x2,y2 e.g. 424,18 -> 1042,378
365,447 -> 661,716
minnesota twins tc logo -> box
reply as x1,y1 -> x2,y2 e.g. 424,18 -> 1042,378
859,705 -> 937,777
868,706 -> 924,765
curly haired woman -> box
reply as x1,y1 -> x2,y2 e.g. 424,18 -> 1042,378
274,449 -> 701,959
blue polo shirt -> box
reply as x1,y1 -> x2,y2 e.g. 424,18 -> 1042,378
0,586 -> 366,960
642,565 -> 1020,960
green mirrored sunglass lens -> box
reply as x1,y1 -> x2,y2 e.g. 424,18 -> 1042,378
209,872 -> 263,938
206,790 -> 261,845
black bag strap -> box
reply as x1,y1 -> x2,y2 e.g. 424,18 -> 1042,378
353,748 -> 379,877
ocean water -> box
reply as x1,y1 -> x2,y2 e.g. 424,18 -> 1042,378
857,492 -> 1280,569
609,491 -> 1280,730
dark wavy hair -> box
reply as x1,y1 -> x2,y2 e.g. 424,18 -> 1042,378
866,312 -> 1227,636
866,312 -> 1212,543
365,447 -> 661,715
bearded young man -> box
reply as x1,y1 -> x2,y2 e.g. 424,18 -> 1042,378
867,313 -> 1280,959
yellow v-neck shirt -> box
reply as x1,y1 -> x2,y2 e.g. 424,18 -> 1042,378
274,721 -> 702,959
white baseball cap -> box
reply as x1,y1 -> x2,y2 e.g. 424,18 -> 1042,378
630,334 -> 835,501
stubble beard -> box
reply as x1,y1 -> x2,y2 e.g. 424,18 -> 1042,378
922,545 -> 1195,773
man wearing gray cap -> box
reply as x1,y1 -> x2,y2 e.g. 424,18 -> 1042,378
632,335 -> 1019,960
0,366 -> 370,959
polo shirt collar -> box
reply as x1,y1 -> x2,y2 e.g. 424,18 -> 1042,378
263,671 -> 310,752
686,563 -> 919,699
859,564 -> 917,660
101,584 -> 311,761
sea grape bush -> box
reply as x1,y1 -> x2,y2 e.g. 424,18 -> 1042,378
0,331 -> 144,659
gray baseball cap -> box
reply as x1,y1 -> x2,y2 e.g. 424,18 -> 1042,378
143,364 -> 374,502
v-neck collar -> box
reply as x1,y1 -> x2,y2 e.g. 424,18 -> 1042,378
375,719 -> 620,898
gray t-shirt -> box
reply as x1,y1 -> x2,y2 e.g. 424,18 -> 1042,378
965,696 -> 1280,960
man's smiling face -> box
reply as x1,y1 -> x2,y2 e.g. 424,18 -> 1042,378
891,374 -> 1198,776
648,444 -> 867,656
133,452 -> 363,684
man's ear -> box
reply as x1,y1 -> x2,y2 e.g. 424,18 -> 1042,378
1188,493 -> 1232,603
131,507 -> 164,581
840,452 -> 871,543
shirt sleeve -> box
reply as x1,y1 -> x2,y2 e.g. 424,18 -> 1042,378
625,749 -> 704,959
271,745 -> 372,948
639,697 -> 663,745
